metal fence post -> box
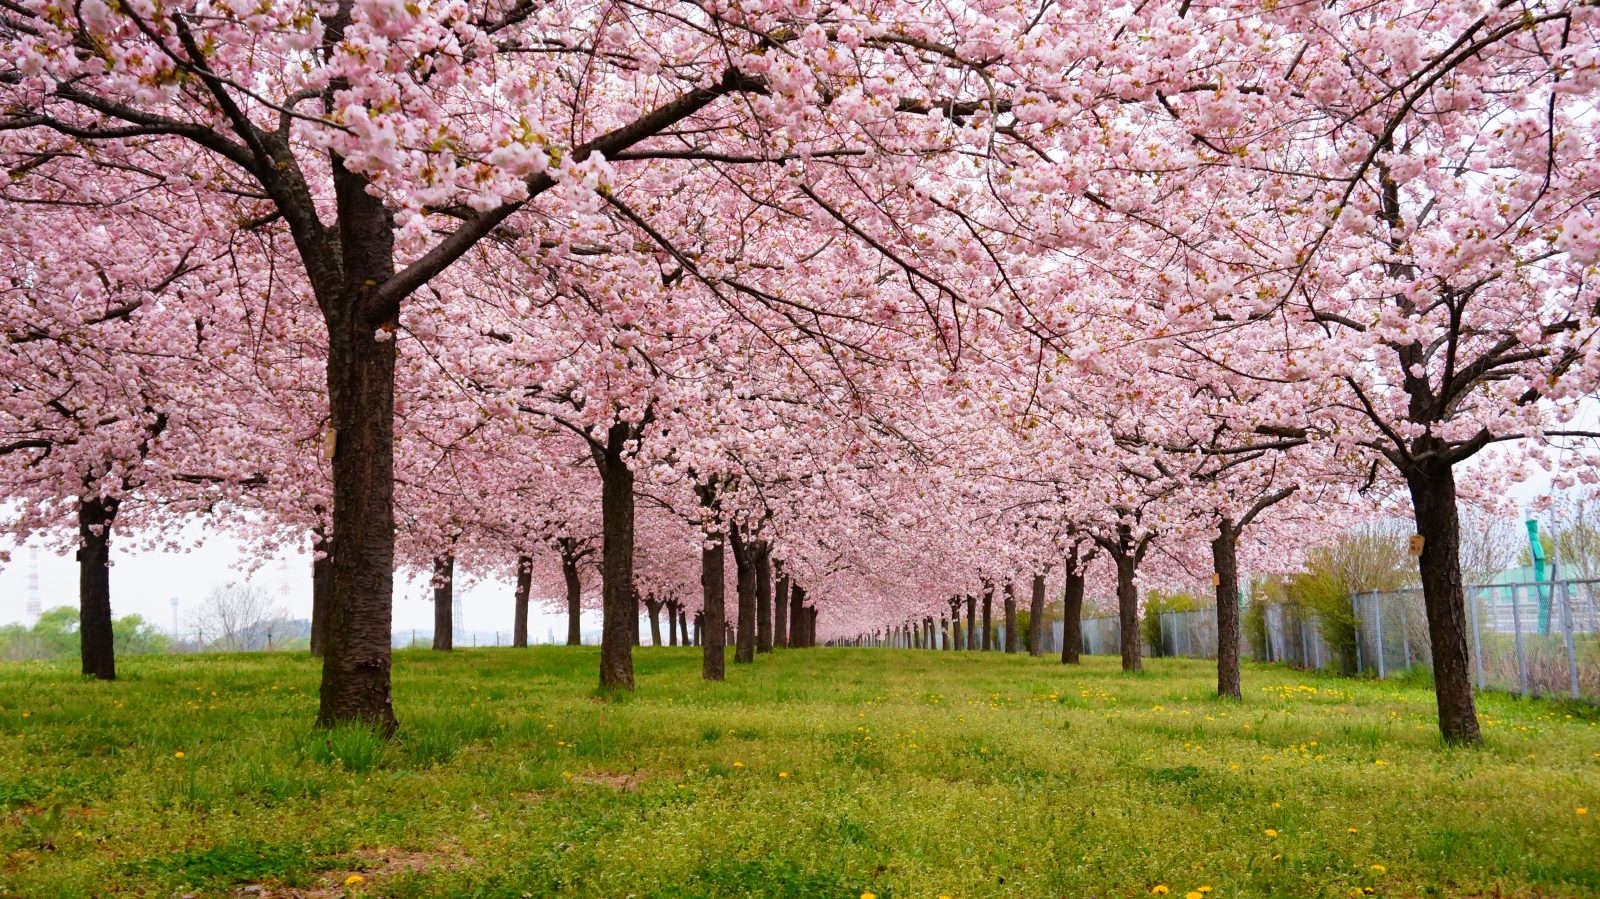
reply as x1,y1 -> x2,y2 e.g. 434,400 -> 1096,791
1399,596 -> 1413,671
1373,592 -> 1386,679
1559,580 -> 1580,700
1468,585 -> 1484,690
1352,594 -> 1363,674
1510,585 -> 1530,698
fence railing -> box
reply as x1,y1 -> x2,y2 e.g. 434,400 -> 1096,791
1104,580 -> 1600,703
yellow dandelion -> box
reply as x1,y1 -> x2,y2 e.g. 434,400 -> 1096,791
1197,888 -> 1211,894
1374,759 -> 1387,766
1151,887 -> 1170,896
1264,829 -> 1278,838
1186,893 -> 1203,899
1270,801 -> 1281,809
861,893 -> 876,899
343,874 -> 365,887
778,771 -> 789,778
1348,827 -> 1359,834
733,761 -> 744,768
562,771 -> 573,779
1370,864 -> 1386,873
1578,807 -> 1589,816
174,751 -> 186,759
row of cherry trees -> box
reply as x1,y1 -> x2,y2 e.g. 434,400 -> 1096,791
2,0 -> 1596,745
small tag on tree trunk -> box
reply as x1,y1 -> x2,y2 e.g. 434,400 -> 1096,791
1409,534 -> 1425,556
1211,572 -> 1222,586
322,428 -> 338,460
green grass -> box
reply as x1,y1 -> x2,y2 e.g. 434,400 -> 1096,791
1,648 -> 1597,898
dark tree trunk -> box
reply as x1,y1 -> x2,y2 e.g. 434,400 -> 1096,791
756,542 -> 773,653
646,598 -> 663,646
593,422 -> 636,689
790,585 -> 805,649
513,554 -> 532,648
1003,583 -> 1019,654
981,586 -> 994,651
631,591 -> 642,647
729,524 -> 757,664
680,608 -> 689,646
1028,573 -> 1046,657
775,569 -> 790,647
317,161 -> 401,732
310,523 -> 332,658
948,599 -> 962,650
940,616 -> 950,650
1115,549 -> 1141,673
693,612 -> 703,647
431,553 -> 454,651
1213,520 -> 1242,699
965,595 -> 976,650
1407,464 -> 1482,745
77,495 -> 117,681
1061,554 -> 1085,665
562,544 -> 582,646
667,601 -> 679,646
805,607 -> 817,648
701,533 -> 726,681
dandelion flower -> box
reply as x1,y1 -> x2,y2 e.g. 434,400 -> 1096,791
861,893 -> 876,899
1370,864 -> 1386,873
343,874 -> 365,887
174,751 -> 185,759
1264,829 -> 1278,838
1348,828 -> 1359,834
1578,807 -> 1589,816
733,761 -> 744,768
778,772 -> 789,778
1151,887 -> 1170,895
1186,893 -> 1203,899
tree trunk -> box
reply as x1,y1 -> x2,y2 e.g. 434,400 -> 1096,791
680,608 -> 689,647
311,156 -> 406,732
594,423 -> 636,690
729,524 -> 757,664
965,595 -> 976,650
981,586 -> 993,651
562,546 -> 582,646
431,553 -> 454,651
1028,573 -> 1046,657
646,598 -> 663,646
693,612 -> 703,647
310,524 -> 332,658
790,585 -> 805,649
1213,520 -> 1242,699
78,495 -> 117,681
1407,464 -> 1482,746
701,533 -> 726,680
667,601 -> 679,646
1003,583 -> 1019,654
513,554 -> 532,648
1115,551 -> 1142,673
774,568 -> 790,647
316,234 -> 401,730
756,543 -> 773,653
631,591 -> 641,647
1061,559 -> 1085,665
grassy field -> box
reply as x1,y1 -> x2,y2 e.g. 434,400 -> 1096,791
1,647 -> 1597,898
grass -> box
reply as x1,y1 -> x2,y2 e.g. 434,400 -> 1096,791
1,647 -> 1597,898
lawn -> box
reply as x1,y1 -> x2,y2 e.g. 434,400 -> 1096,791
1,647 -> 1597,898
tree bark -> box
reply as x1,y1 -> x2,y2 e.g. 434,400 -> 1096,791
774,567 -> 790,648
1028,573 -> 1046,657
310,523 -> 332,658
756,542 -> 773,653
561,542 -> 582,646
948,599 -> 962,650
593,422 -> 636,690
1407,463 -> 1482,745
631,590 -> 642,647
680,608 -> 689,647
1003,583 -> 1019,654
790,584 -> 806,649
646,597 -> 663,646
965,595 -> 976,650
667,600 -> 679,646
316,157 -> 401,732
77,495 -> 117,681
728,524 -> 757,664
981,585 -> 994,651
1061,553 -> 1085,665
431,553 -> 454,651
1115,548 -> 1142,673
1213,520 -> 1242,699
701,533 -> 726,680
513,554 -> 532,648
